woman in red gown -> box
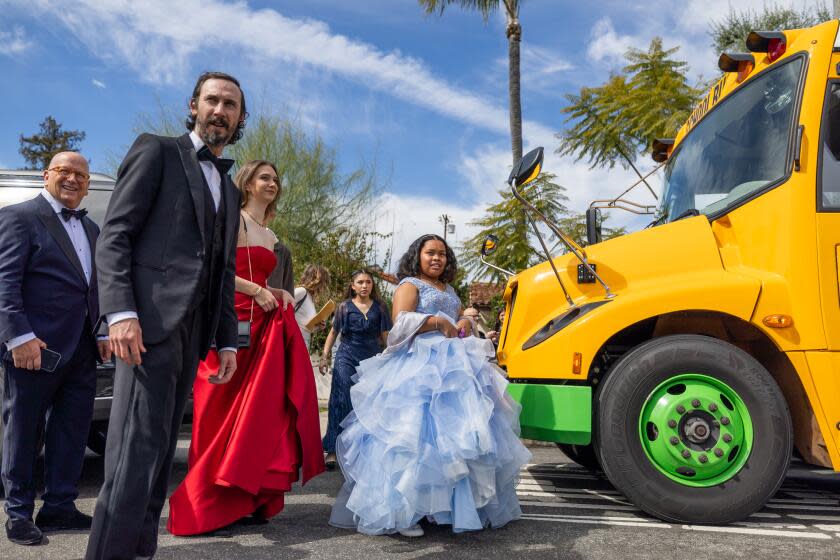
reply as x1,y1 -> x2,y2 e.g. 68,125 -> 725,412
167,160 -> 325,536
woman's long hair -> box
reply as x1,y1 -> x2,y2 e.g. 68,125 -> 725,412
298,264 -> 330,297
233,159 -> 281,223
343,269 -> 384,305
396,234 -> 457,284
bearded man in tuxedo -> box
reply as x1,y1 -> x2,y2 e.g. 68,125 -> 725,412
86,72 -> 245,560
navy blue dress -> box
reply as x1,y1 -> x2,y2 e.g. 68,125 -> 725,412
322,299 -> 392,453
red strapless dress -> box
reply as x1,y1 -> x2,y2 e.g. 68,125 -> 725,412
167,246 -> 325,536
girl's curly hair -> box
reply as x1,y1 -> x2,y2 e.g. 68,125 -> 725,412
397,234 -> 457,284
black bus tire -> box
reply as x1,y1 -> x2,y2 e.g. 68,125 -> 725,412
596,334 -> 792,524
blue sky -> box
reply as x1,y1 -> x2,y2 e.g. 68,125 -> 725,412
0,0 -> 827,259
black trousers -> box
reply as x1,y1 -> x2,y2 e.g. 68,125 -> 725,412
85,308 -> 204,560
1,335 -> 96,521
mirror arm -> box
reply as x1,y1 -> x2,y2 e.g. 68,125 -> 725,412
616,146 -> 659,200
480,255 -> 515,278
589,198 -> 657,215
527,215 -> 574,307
607,162 -> 664,206
510,180 -> 616,300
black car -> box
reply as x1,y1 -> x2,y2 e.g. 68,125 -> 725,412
0,170 -> 194,457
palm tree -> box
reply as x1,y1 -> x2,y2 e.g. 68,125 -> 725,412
419,0 -> 523,164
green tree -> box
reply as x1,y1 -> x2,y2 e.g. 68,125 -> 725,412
19,116 -> 86,170
419,0 -> 525,163
710,3 -> 830,54
460,172 -> 571,282
557,38 -> 700,169
226,115 -> 379,265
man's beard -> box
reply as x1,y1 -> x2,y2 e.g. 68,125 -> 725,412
197,116 -> 233,147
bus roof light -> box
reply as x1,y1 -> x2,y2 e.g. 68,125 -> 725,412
746,31 -> 787,62
767,38 -> 786,62
718,52 -> 755,82
651,138 -> 674,162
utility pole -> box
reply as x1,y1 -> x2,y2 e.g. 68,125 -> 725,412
836,0 -> 840,19
439,214 -> 452,241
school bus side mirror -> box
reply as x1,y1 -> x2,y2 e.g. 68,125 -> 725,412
481,234 -> 499,256
508,147 -> 544,187
585,208 -> 602,246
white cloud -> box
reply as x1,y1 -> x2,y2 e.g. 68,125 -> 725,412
91,79 -> 106,88
586,17 -> 636,67
18,0 -> 555,141
0,25 -> 32,56
522,44 -> 574,75
371,192 -> 486,268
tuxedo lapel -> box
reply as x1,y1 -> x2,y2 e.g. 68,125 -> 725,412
34,195 -> 88,286
176,133 -> 206,244
222,174 -> 239,255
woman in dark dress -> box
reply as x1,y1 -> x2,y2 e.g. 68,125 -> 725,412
318,270 -> 391,469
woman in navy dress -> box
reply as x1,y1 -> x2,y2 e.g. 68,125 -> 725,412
319,270 -> 391,469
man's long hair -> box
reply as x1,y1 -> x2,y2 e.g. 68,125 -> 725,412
185,71 -> 248,145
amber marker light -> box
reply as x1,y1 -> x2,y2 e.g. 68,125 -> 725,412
572,352 -> 582,375
762,314 -> 794,328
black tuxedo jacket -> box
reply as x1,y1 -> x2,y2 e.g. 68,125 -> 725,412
0,195 -> 100,367
96,133 -> 239,354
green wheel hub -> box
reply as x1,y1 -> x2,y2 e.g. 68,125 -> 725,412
638,373 -> 753,487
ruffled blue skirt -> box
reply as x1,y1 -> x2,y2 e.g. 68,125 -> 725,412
329,332 -> 531,535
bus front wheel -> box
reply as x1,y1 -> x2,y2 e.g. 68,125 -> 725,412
596,334 -> 791,524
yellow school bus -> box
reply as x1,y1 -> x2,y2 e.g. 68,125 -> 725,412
490,19 -> 840,524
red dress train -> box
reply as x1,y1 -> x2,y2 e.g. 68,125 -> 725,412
167,246 -> 325,536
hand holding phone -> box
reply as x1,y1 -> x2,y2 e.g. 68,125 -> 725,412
39,348 -> 62,372
10,338 -> 47,370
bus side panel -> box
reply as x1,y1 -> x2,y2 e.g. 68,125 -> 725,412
800,351 -> 840,469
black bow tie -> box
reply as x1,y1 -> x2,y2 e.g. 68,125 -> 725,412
60,207 -> 87,222
197,145 -> 234,175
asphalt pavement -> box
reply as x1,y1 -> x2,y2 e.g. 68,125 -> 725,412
2,414 -> 840,560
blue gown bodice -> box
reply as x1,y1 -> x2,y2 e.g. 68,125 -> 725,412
399,277 -> 460,320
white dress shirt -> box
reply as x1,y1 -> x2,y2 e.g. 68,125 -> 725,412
107,131 -> 234,354
6,190 -> 94,350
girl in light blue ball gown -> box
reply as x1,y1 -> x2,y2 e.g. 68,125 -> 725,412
329,234 -> 531,537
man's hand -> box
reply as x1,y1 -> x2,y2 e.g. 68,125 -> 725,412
109,318 -> 146,366
97,339 -> 112,363
11,338 -> 46,370
209,350 -> 237,384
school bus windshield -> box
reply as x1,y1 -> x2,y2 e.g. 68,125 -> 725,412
656,56 -> 804,224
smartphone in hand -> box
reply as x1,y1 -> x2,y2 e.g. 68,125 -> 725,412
40,348 -> 61,372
